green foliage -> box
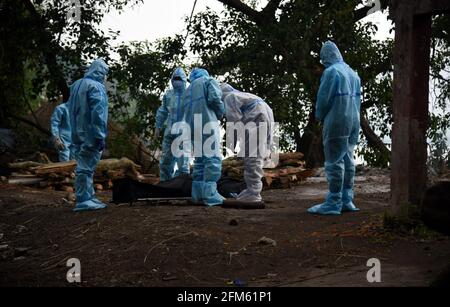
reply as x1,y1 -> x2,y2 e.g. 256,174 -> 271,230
0,0 -> 142,126
429,15 -> 450,172
108,38 -> 186,141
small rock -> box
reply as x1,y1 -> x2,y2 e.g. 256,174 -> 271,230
258,237 -> 277,247
0,244 -> 8,251
162,272 -> 178,281
162,276 -> 178,281
0,233 -> 4,240
13,256 -> 26,261
229,219 -> 238,226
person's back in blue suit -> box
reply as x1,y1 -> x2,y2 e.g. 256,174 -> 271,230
308,41 -> 361,215
67,58 -> 109,212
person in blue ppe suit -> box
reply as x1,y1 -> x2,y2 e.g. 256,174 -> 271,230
67,58 -> 110,212
155,67 -> 190,181
308,41 -> 361,215
183,68 -> 225,206
220,83 -> 274,203
50,102 -> 73,161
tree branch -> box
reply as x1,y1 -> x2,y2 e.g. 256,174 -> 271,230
217,0 -> 261,21
354,0 -> 390,22
261,0 -> 283,17
360,113 -> 391,166
217,0 -> 282,24
219,0 -> 390,24
6,113 -> 51,136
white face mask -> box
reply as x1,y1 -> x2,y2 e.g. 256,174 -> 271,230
172,80 -> 184,89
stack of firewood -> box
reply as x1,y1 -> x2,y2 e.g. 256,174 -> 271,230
222,152 -> 315,189
6,158 -> 151,191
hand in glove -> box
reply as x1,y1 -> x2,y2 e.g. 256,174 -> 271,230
54,137 -> 65,151
98,139 -> 106,152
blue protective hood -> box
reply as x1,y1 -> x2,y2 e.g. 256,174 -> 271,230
172,67 -> 187,83
171,67 -> 187,91
85,58 -> 109,83
320,41 -> 344,68
189,68 -> 210,82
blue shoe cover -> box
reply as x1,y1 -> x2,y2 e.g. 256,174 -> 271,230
342,202 -> 360,212
307,202 -> 342,215
192,181 -> 204,203
73,200 -> 107,212
92,197 -> 107,206
204,182 -> 225,206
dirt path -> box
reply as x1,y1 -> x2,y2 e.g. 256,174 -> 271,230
0,176 -> 449,287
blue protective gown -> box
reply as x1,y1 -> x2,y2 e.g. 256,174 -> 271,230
50,103 -> 73,161
308,41 -> 361,215
183,68 -> 225,206
67,58 -> 109,212
155,68 -> 190,181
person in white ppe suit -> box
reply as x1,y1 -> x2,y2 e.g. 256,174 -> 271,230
221,83 -> 275,203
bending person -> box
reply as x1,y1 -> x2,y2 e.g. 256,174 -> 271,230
221,83 -> 274,203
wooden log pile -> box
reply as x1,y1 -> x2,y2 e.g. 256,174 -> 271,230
222,152 -> 315,189
7,158 -> 148,191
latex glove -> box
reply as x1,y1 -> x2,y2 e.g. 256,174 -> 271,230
54,137 -> 65,151
98,139 -> 105,152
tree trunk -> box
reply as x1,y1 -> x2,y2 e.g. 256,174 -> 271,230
360,114 -> 391,167
297,111 -> 324,168
7,113 -> 51,136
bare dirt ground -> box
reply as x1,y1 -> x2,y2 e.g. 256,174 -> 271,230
0,175 -> 449,287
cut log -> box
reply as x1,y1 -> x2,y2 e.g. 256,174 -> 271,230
8,158 -> 144,190
32,161 -> 76,175
279,152 -> 305,162
222,152 -> 314,189
8,177 -> 45,185
8,161 -> 45,170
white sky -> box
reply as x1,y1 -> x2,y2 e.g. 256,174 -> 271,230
101,0 -> 225,44
101,0 -> 394,47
